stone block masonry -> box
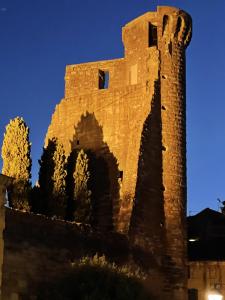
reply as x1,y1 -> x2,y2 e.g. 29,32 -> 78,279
45,6 -> 192,299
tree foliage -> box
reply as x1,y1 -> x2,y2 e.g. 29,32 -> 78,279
1,116 -> 31,210
37,254 -> 151,300
65,149 -> 77,221
52,140 -> 67,218
73,149 -> 91,223
38,139 -> 56,214
38,138 -> 67,218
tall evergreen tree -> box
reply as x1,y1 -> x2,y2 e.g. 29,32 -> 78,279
1,117 -> 31,210
66,149 -> 78,221
73,149 -> 91,223
38,138 -> 67,218
38,139 -> 56,214
52,140 -> 67,218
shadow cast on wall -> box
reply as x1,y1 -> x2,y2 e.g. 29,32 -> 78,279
69,112 -> 120,231
129,80 -> 165,260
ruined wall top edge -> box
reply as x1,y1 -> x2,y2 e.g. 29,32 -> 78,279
123,6 -> 192,48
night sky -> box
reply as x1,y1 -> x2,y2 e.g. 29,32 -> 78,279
0,0 -> 224,214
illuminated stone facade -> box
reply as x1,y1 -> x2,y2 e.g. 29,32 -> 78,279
188,261 -> 225,300
45,6 -> 192,299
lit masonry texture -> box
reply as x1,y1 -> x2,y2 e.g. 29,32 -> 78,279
46,6 -> 192,299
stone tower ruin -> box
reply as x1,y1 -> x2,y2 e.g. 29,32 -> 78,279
46,6 -> 192,299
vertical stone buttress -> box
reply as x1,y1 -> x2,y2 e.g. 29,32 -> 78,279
159,7 -> 192,300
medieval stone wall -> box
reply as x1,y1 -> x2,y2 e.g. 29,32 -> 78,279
2,209 -> 130,300
44,6 -> 192,299
1,207 -> 189,300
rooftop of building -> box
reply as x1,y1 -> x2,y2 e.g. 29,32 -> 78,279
188,208 -> 225,261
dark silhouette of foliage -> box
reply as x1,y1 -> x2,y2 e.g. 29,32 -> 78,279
38,139 -> 56,215
38,138 -> 67,218
37,255 -> 151,300
51,140 -> 67,218
29,185 -> 41,213
65,149 -> 78,220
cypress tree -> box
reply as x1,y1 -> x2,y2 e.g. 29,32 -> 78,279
73,149 -> 91,223
38,139 -> 56,214
52,140 -> 67,218
38,138 -> 67,218
65,149 -> 78,221
1,117 -> 31,210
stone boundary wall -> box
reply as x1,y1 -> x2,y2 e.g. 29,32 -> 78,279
2,209 -> 130,300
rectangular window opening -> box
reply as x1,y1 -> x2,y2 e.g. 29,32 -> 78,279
188,289 -> 198,300
99,70 -> 109,89
76,140 -> 80,145
149,23 -> 157,47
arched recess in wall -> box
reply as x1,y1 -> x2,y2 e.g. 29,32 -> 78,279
162,15 -> 169,35
69,112 -> 120,231
175,17 -> 182,38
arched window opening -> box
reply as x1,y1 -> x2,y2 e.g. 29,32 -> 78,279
175,17 -> 182,37
162,15 -> 169,35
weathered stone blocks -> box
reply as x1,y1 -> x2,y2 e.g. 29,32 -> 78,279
46,6 -> 192,299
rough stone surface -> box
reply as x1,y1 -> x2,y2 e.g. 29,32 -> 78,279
46,6 -> 191,299
2,209 -> 130,300
188,261 -> 225,300
0,6 -> 192,300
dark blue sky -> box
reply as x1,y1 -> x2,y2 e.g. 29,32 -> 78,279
0,0 -> 224,214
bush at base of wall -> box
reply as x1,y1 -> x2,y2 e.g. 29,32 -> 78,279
37,254 -> 152,300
